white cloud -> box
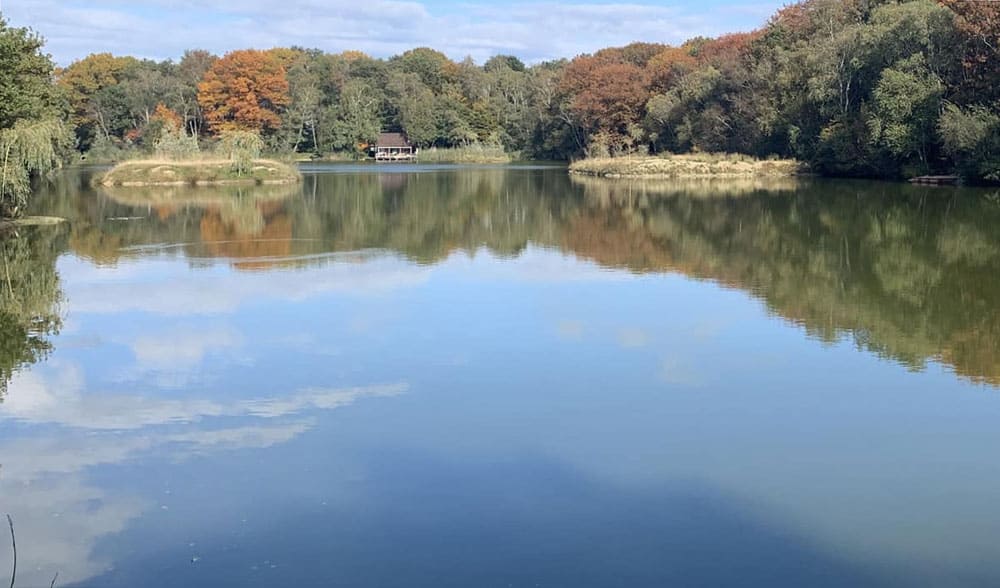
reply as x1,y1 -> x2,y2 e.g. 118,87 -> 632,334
6,0 -> 786,65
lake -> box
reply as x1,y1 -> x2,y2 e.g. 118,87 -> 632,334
3,164 -> 1000,587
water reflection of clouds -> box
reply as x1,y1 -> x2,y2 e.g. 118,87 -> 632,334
616,327 -> 649,348
0,470 -> 146,587
0,246 -> 634,586
130,325 -> 245,370
59,247 -> 632,318
0,420 -> 336,587
2,363 -> 407,430
450,246 -> 635,283
111,324 -> 248,388
556,319 -> 585,339
0,362 -> 407,586
26,239 -> 1000,584
659,356 -> 707,387
59,255 -> 435,316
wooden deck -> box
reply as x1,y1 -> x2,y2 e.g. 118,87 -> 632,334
375,150 -> 417,162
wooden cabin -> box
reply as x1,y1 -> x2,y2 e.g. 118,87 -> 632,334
374,132 -> 416,161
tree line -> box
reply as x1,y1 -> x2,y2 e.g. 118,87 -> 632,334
0,0 -> 999,213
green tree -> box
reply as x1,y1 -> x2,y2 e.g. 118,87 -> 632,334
57,53 -> 139,150
322,79 -> 383,152
279,49 -> 326,153
867,55 -> 944,173
938,103 -> 1000,182
0,19 -> 67,217
177,50 -> 218,135
388,72 -> 439,146
392,48 -> 454,93
0,18 -> 62,129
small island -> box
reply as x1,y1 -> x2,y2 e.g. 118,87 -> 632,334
97,158 -> 301,187
95,129 -> 301,187
569,153 -> 806,179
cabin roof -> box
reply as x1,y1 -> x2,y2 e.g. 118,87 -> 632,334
376,132 -> 411,148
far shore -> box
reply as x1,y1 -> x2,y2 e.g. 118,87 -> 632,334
569,154 -> 806,178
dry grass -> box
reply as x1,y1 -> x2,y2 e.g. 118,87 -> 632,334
569,153 -> 806,178
418,145 -> 514,164
97,158 -> 301,187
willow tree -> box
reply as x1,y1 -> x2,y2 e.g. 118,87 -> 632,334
0,118 -> 65,218
218,130 -> 264,176
0,18 -> 66,218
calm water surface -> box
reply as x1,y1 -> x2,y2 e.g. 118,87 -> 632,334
3,165 -> 1000,586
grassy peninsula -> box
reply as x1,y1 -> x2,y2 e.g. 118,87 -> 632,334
569,153 -> 805,179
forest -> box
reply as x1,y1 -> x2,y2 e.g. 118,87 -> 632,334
0,0 -> 999,215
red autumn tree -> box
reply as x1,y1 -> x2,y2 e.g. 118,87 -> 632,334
647,46 -> 699,92
197,50 -> 290,135
939,0 -> 1000,101
559,54 -> 651,138
594,42 -> 669,67
697,32 -> 761,72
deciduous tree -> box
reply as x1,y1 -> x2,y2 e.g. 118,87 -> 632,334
198,50 -> 290,135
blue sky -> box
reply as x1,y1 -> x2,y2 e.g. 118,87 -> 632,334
5,0 -> 783,65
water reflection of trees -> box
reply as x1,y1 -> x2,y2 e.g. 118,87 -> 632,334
570,178 -> 1000,387
30,168 -> 1000,386
0,225 -> 66,398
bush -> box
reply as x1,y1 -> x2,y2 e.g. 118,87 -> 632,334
154,126 -> 200,160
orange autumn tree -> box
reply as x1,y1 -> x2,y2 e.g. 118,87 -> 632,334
151,103 -> 183,130
197,50 -> 290,135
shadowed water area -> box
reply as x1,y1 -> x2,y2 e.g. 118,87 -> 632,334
3,164 -> 1000,586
